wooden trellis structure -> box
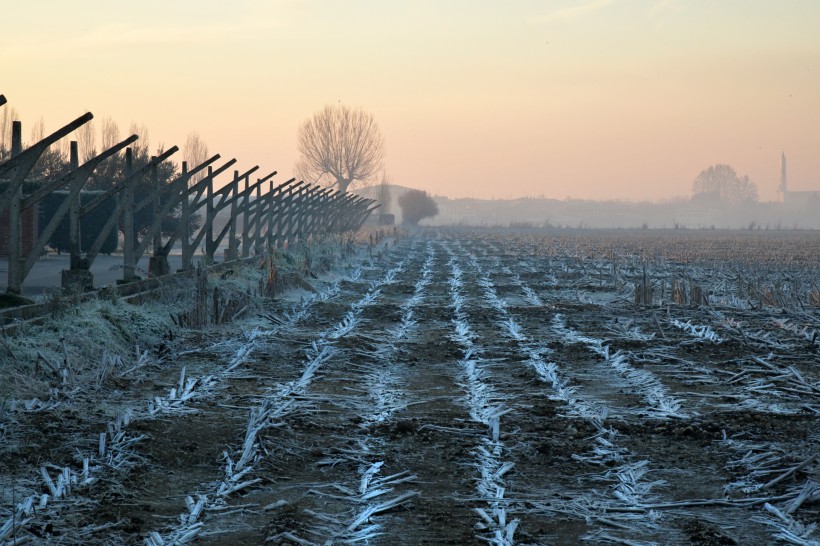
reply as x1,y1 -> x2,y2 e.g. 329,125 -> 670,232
0,96 -> 377,296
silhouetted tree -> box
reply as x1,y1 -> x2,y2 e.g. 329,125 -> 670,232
692,164 -> 757,203
295,104 -> 384,193
398,189 -> 439,226
25,118 -> 70,180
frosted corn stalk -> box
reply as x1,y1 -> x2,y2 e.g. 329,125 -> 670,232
150,250 -> 409,543
445,249 -> 518,544
669,318 -> 723,343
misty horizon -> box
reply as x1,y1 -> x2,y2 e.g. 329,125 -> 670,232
3,2 -> 820,204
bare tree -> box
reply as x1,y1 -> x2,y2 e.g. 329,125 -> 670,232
27,117 -> 68,179
296,104 -> 384,193
100,116 -> 121,151
184,132 -> 209,186
29,116 -> 46,143
692,164 -> 758,203
75,116 -> 97,163
128,122 -> 151,161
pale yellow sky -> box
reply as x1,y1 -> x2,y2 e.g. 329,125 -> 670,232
3,1 -> 819,201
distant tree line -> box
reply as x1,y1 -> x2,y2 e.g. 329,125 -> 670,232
692,164 -> 758,203
399,189 -> 439,226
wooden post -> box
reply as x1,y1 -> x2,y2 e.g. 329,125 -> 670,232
122,148 -> 136,281
180,161 -> 192,271
252,180 -> 263,255
205,166 -> 215,262
60,141 -> 94,290
148,157 -> 170,276
5,121 -> 23,294
241,175 -> 251,257
266,180 -> 277,248
225,170 -> 239,261
68,142 -> 81,268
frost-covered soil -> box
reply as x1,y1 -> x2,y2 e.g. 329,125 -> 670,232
1,229 -> 818,545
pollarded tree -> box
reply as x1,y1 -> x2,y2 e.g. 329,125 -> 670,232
398,189 -> 439,226
692,164 -> 758,203
296,104 -> 384,193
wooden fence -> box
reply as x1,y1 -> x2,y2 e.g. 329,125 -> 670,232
0,94 -> 377,295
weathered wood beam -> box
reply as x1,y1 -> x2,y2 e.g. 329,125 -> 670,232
80,147 -> 179,217
242,170 -> 276,257
252,177 -> 299,254
0,112 -> 93,215
133,155 -> 221,267
311,190 -> 344,235
200,166 -> 259,262
21,135 -> 138,211
266,179 -> 303,248
276,184 -> 312,247
292,185 -> 325,242
178,159 -> 238,265
2,135 -> 138,292
302,188 -> 335,237
162,158 -> 243,261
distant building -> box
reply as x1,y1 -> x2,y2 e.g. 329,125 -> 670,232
780,152 -> 820,207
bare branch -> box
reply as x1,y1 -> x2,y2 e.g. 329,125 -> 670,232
296,104 -> 384,193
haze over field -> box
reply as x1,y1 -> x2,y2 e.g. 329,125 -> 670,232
3,1 -> 820,201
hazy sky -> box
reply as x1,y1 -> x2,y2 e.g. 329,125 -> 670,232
3,1 -> 819,201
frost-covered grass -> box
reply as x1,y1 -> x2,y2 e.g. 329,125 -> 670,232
1,294 -> 180,404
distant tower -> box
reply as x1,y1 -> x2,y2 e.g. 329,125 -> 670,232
779,152 -> 788,201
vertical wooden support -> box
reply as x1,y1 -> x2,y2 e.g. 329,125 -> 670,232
180,161 -> 192,271
122,148 -> 136,281
294,187 -> 316,242
151,158 -> 160,255
252,180 -> 263,255
205,166 -> 215,263
291,188 -> 308,242
61,141 -> 94,290
6,121 -> 23,294
148,157 -> 169,276
225,170 -> 239,261
68,142 -> 81,269
241,175 -> 251,257
266,180 -> 276,248
281,188 -> 297,246
273,186 -> 294,248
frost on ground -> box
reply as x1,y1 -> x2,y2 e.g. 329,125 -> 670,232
0,228 -> 818,545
